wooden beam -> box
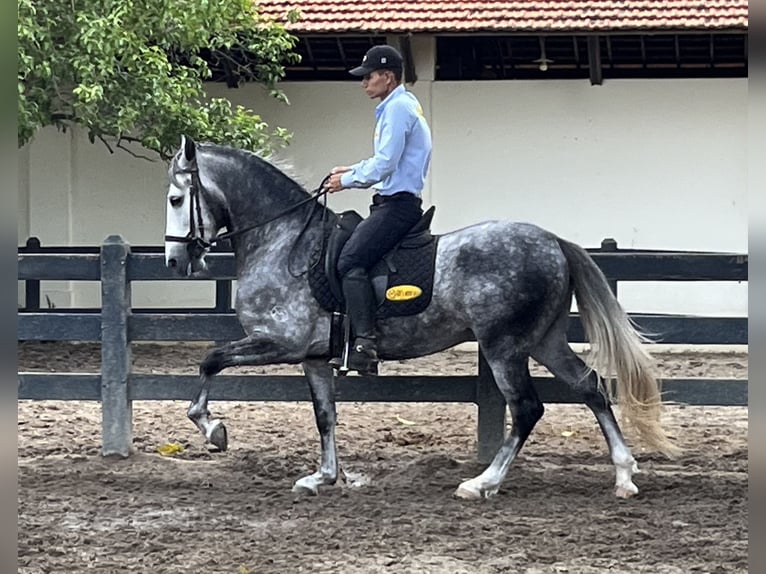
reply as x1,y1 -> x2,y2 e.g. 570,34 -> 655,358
18,313 -> 102,341
400,35 -> 418,84
123,250 -> 748,282
588,35 -> 603,85
17,253 -> 100,280
18,373 -> 749,407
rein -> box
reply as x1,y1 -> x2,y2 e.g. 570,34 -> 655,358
164,166 -> 331,261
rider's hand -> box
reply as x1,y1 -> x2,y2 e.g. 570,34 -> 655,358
326,166 -> 351,193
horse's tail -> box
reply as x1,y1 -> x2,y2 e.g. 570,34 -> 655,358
556,237 -> 680,458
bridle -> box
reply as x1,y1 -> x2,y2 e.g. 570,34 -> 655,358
164,166 -> 210,260
164,164 -> 331,261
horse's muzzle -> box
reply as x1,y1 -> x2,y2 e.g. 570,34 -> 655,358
166,249 -> 209,278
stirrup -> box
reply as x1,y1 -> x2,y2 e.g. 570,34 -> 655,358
347,350 -> 379,376
329,351 -> 379,376
329,338 -> 379,376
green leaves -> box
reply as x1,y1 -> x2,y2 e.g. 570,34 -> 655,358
17,0 -> 300,159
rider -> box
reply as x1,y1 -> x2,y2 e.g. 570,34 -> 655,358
326,44 -> 433,375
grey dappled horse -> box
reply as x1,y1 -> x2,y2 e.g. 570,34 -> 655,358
164,136 -> 677,499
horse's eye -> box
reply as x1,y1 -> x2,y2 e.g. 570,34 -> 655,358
169,196 -> 183,208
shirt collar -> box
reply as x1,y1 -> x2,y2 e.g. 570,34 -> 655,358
375,84 -> 405,114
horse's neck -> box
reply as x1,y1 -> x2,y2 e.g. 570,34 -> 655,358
220,167 -> 310,232
205,150 -> 333,269
231,206 -> 330,273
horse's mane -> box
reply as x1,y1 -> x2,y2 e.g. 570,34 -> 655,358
197,142 -> 312,196
266,152 -> 310,190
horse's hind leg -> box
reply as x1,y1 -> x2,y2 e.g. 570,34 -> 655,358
456,349 -> 543,499
292,359 -> 339,495
532,334 -> 640,498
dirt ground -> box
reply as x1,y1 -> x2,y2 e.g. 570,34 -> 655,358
18,342 -> 748,574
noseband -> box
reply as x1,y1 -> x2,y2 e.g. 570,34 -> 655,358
164,165 -> 331,261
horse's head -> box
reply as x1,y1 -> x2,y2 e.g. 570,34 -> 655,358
164,135 -> 222,277
164,135 -> 329,277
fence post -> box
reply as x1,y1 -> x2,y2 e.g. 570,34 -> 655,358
475,349 -> 506,464
100,235 -> 132,457
212,241 -> 233,346
600,237 -> 618,297
23,237 -> 41,311
213,240 -> 232,313
215,280 -> 232,313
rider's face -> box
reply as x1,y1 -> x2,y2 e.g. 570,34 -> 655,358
361,70 -> 395,100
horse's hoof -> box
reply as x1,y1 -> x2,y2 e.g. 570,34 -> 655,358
292,470 -> 339,495
207,420 -> 228,451
454,479 -> 497,500
292,476 -> 320,496
615,483 -> 639,499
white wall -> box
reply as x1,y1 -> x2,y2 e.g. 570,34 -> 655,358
428,79 -> 748,317
431,80 -> 746,250
18,63 -> 747,315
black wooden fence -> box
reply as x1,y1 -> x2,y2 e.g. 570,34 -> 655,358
18,235 -> 748,461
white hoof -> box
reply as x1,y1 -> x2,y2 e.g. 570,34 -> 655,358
615,482 -> 639,499
292,472 -> 335,496
454,478 -> 498,500
614,458 -> 639,498
292,479 -> 319,496
205,419 -> 228,451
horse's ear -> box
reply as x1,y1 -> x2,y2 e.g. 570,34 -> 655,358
181,134 -> 196,163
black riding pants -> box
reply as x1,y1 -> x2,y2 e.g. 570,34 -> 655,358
337,192 -> 424,277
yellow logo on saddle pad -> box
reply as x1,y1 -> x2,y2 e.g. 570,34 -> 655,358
386,285 -> 423,301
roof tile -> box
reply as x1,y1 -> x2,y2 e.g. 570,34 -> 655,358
256,1 -> 748,32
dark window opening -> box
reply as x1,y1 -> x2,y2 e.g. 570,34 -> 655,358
199,36 -> 388,84
283,36 -> 388,81
200,33 -> 747,83
436,33 -> 747,81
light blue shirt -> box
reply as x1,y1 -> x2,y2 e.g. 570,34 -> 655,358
340,85 -> 432,197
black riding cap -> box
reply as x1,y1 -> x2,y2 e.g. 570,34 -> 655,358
349,45 -> 404,76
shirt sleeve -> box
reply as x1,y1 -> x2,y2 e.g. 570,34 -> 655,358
340,101 -> 410,188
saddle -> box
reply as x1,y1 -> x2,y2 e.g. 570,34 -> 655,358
308,205 -> 439,319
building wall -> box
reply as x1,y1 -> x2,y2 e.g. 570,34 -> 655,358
18,64 -> 747,316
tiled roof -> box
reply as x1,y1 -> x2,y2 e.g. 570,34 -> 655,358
257,1 -> 748,33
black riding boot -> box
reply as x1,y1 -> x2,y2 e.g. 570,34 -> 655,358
331,267 -> 379,375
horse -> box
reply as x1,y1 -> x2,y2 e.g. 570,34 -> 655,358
163,135 -> 678,500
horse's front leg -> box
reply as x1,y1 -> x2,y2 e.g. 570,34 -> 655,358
188,333 -> 304,451
187,384 -> 228,451
292,359 -> 339,495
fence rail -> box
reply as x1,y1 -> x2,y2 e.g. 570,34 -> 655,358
17,311 -> 747,345
20,373 -> 745,406
18,235 -> 749,460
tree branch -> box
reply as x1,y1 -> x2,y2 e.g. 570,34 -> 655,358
116,138 -> 156,162
50,112 -> 76,122
117,134 -> 144,144
97,135 -> 114,154
211,47 -> 258,80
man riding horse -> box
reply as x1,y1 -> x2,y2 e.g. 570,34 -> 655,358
325,45 -> 432,375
